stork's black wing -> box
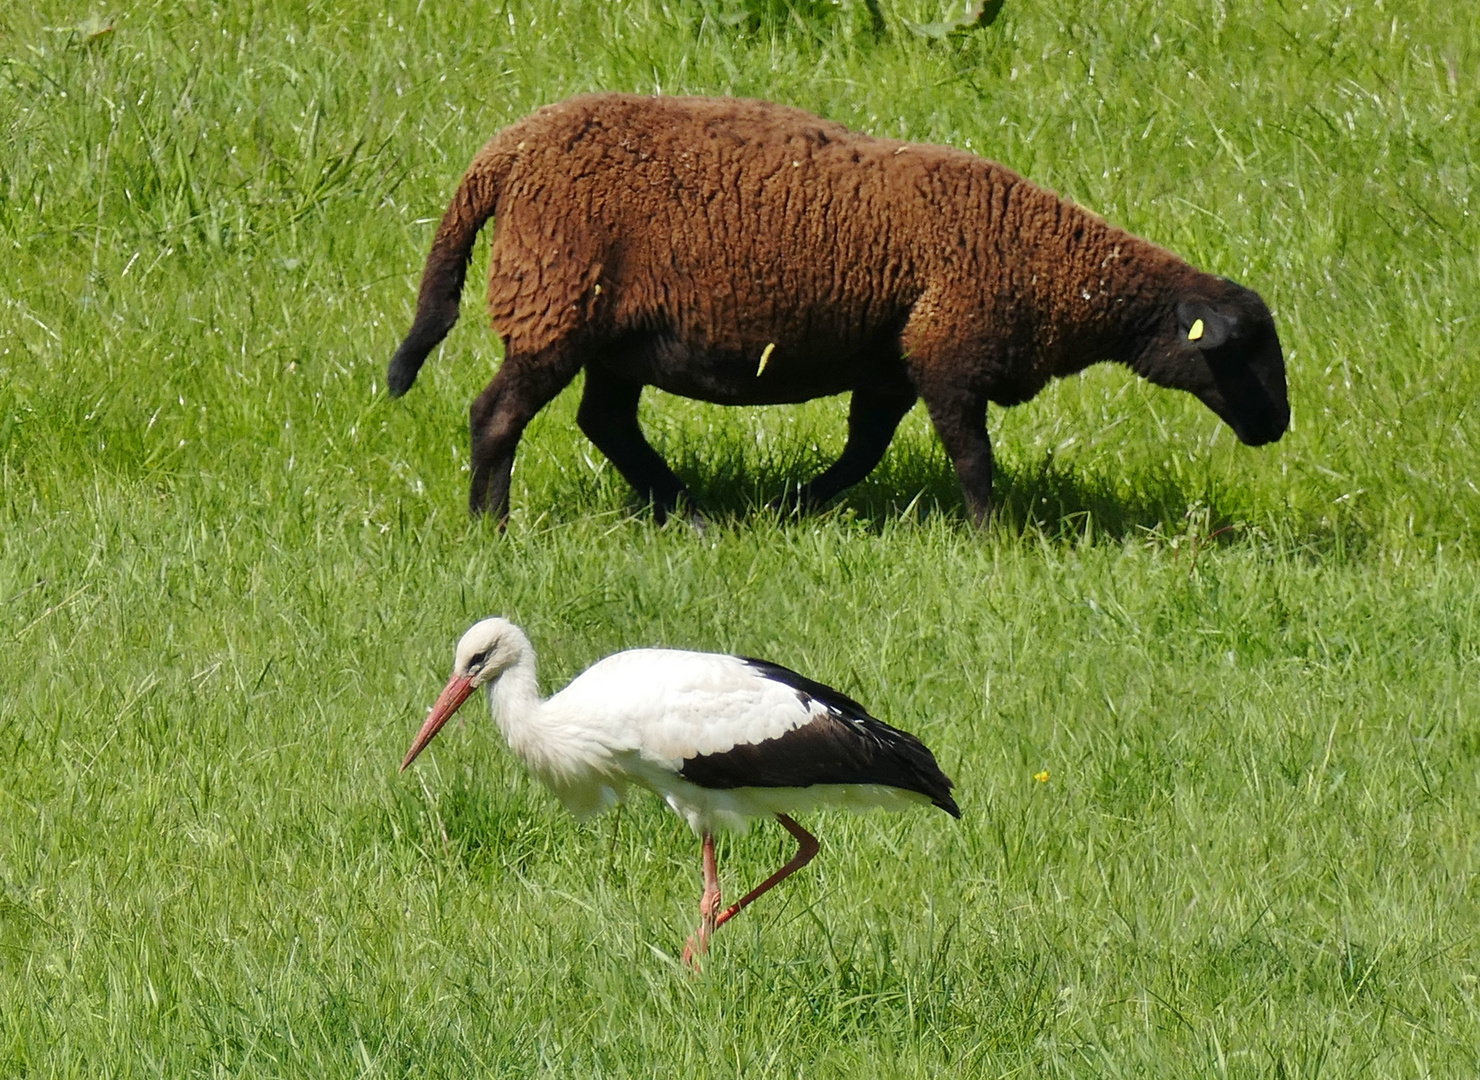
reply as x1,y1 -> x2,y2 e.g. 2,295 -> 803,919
677,657 -> 960,817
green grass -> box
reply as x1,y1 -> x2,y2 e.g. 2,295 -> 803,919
2,0 -> 1479,1075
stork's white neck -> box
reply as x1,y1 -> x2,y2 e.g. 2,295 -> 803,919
486,652 -> 543,744
489,652 -> 605,786
481,646 -> 616,795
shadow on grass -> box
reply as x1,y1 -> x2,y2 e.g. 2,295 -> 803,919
665,442 -> 1253,544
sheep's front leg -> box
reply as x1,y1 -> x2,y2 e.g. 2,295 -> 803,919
469,345 -> 583,524
576,364 -> 700,527
920,390 -> 994,526
778,390 -> 915,510
902,294 -> 1001,527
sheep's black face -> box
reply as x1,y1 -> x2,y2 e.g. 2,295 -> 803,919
1140,281 -> 1290,446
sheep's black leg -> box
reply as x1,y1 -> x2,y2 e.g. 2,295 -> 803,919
777,390 -> 915,510
576,364 -> 699,526
920,390 -> 994,526
469,345 -> 584,525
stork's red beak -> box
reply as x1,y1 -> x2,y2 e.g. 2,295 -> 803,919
400,674 -> 476,771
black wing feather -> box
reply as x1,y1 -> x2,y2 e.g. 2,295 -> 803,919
678,657 -> 960,817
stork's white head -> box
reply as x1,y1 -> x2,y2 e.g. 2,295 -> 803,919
453,616 -> 533,688
400,617 -> 533,771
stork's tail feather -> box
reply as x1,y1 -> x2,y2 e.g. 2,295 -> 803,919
898,737 -> 960,819
931,787 -> 962,819
387,140 -> 515,398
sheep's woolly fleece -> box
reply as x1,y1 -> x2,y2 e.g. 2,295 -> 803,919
390,94 -> 1288,523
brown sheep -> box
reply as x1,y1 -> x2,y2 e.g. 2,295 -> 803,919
388,93 -> 1288,526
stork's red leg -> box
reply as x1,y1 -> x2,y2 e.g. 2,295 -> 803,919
713,814 -> 819,930
681,832 -> 722,968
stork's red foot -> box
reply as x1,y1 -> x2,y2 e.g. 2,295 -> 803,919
683,833 -> 724,970
681,934 -> 703,971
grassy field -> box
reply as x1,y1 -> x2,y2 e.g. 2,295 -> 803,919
3,0 -> 1479,1074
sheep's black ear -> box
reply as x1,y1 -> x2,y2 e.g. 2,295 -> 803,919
1176,301 -> 1235,350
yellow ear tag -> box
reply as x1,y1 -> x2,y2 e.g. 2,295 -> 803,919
756,342 -> 776,377
1187,318 -> 1205,342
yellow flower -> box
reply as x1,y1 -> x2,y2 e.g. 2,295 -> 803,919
1034,770 -> 1050,783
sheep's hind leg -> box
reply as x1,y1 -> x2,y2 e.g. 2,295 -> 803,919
577,364 -> 701,527
775,390 -> 915,512
469,344 -> 583,525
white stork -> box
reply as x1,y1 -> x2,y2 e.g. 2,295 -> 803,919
400,617 -> 959,965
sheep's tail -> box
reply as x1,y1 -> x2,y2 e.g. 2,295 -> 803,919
387,141 -> 514,397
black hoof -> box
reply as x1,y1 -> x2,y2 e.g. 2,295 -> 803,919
651,497 -> 706,535
766,487 -> 813,516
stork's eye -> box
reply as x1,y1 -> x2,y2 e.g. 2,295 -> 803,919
467,649 -> 490,672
